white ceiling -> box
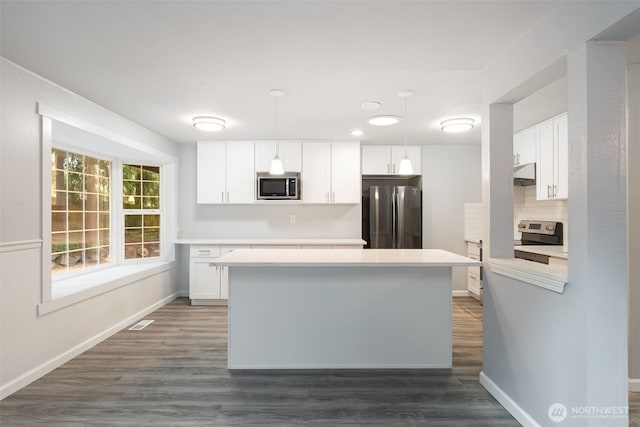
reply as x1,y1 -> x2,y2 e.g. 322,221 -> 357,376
0,1 -> 561,145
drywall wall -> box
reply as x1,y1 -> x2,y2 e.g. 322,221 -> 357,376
480,5 -> 638,425
627,35 -> 640,388
0,58 -> 180,398
422,145 -> 482,292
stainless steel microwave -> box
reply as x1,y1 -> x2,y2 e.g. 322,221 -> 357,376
257,173 -> 300,200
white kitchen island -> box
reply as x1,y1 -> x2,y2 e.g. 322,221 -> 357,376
214,248 -> 481,370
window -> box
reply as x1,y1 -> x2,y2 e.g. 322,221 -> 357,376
51,149 -> 111,275
122,164 -> 161,259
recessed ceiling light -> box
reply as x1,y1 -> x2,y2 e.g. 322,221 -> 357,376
351,129 -> 364,136
193,116 -> 226,132
368,115 -> 402,126
441,118 -> 474,133
361,101 -> 381,110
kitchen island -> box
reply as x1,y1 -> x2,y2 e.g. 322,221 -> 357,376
214,248 -> 481,369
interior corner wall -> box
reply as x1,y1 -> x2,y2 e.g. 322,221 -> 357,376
0,58 -> 180,399
421,144 -> 481,291
627,36 -> 640,387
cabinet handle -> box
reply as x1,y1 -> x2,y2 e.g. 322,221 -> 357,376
332,191 -> 336,203
517,154 -> 520,165
553,185 -> 557,199
392,164 -> 396,174
513,154 -> 517,166
221,192 -> 224,202
547,185 -> 552,199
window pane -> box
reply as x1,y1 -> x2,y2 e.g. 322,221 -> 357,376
52,191 -> 67,211
144,214 -> 160,227
144,227 -> 160,242
125,215 -> 142,228
125,244 -> 143,259
142,166 -> 160,181
123,164 -> 141,180
123,181 -> 140,197
143,197 -> 159,209
145,243 -> 160,258
125,228 -> 142,244
68,193 -> 84,210
142,181 -> 159,197
51,148 -> 111,277
123,196 -> 141,209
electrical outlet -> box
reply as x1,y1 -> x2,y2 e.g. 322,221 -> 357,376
290,214 -> 296,224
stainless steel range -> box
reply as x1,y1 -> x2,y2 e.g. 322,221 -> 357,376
515,220 -> 563,264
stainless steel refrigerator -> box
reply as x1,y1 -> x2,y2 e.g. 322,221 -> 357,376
368,186 -> 422,249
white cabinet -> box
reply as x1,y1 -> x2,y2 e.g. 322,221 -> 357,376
189,246 -> 224,304
513,126 -> 536,166
302,141 -> 360,204
536,113 -> 568,200
197,141 -> 255,204
466,241 -> 482,301
361,145 -> 422,175
255,142 -> 302,172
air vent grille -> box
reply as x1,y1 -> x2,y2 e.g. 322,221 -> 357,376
128,319 -> 154,331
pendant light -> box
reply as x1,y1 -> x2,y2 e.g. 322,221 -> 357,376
398,90 -> 414,175
269,89 -> 285,175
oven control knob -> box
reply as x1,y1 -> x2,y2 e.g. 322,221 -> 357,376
518,223 -> 526,229
545,225 -> 555,231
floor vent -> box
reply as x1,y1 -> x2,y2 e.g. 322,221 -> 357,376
128,319 -> 155,331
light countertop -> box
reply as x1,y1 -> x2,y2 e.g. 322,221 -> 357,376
175,238 -> 366,246
213,248 -> 482,267
514,245 -> 568,260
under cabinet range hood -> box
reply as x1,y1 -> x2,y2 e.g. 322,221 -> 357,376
513,162 -> 536,186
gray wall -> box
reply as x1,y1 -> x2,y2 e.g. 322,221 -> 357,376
0,58 -> 180,397
422,145 -> 482,291
479,4 -> 639,425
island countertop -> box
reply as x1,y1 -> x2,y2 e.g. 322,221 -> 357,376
213,248 -> 481,267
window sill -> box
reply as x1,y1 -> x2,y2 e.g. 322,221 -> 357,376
487,257 -> 567,294
38,261 -> 174,316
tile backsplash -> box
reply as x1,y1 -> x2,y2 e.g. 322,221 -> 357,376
513,185 -> 568,246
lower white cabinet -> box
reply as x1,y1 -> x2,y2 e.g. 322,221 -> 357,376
466,241 -> 482,301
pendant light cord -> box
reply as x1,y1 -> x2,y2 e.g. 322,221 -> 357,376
403,94 -> 408,156
275,93 -> 280,156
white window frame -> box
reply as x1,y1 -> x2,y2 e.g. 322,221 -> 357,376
38,103 -> 177,315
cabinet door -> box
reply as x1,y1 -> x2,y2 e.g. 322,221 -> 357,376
536,120 -> 555,200
302,142 -> 331,203
554,114 -> 568,199
513,127 -> 536,165
331,142 -> 361,203
361,145 -> 391,175
190,258 -> 221,299
197,142 -> 226,204
226,142 -> 255,203
255,142 -> 302,172
391,145 -> 422,175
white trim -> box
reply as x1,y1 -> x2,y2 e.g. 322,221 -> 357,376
488,258 -> 567,294
38,262 -> 174,315
1,292 -> 179,400
630,378 -> 640,392
452,290 -> 470,297
479,371 -> 541,427
0,239 -> 42,253
37,103 -> 177,163
42,116 -> 53,302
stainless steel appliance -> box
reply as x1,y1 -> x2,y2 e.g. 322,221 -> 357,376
514,220 -> 563,264
367,186 -> 422,249
257,173 -> 300,200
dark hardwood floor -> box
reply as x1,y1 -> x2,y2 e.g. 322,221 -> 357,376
1,297 -> 637,426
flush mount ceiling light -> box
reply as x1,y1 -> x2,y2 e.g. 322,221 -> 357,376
441,118 -> 474,133
368,115 -> 402,126
361,101 -> 381,110
397,90 -> 414,175
350,129 -> 364,137
192,116 -> 226,132
269,89 -> 285,175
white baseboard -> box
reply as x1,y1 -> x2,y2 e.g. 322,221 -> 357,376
479,371 -> 541,427
630,378 -> 640,392
0,292 -> 180,400
452,290 -> 470,297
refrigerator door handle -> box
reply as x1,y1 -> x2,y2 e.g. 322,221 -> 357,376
391,188 -> 397,248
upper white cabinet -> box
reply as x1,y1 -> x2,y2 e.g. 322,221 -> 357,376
255,142 -> 302,172
361,145 -> 422,175
513,126 -> 536,166
197,141 -> 255,204
536,113 -> 568,200
302,141 -> 360,204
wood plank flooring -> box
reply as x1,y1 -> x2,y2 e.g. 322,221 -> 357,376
0,297 -> 637,426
